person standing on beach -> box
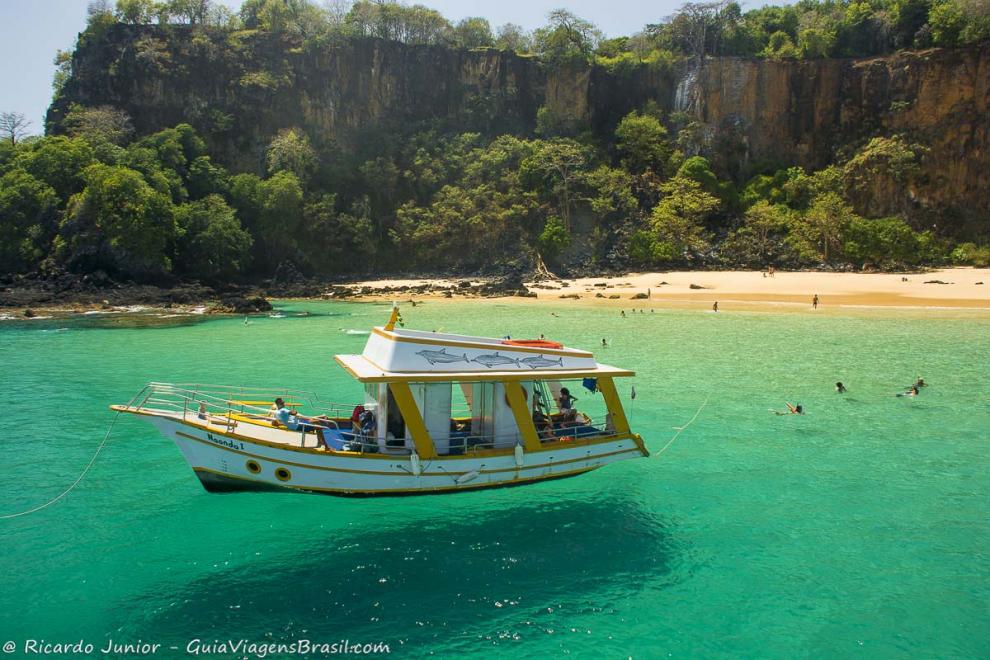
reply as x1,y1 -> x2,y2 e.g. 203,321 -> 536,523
813,294 -> 819,309
768,265 -> 775,277
647,288 -> 651,299
713,301 -> 719,312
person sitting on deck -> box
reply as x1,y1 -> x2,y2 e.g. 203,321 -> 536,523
271,397 -> 331,448
533,404 -> 554,440
557,387 -> 578,424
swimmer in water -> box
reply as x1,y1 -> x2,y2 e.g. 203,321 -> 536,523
914,377 -> 927,388
835,382 -> 847,393
601,338 -> 608,347
774,402 -> 804,415
898,386 -> 920,397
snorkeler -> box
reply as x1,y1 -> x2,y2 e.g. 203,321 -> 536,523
835,382 -> 847,393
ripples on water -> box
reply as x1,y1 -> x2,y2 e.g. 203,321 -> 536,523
0,301 -> 988,657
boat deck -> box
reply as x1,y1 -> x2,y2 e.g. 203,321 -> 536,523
113,404 -> 621,458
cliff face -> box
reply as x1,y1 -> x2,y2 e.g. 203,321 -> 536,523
685,47 -> 990,228
50,26 -> 989,231
50,27 -> 546,171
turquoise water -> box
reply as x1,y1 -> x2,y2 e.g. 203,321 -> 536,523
1,301 -> 988,658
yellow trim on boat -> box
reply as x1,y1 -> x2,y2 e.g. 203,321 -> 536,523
503,381 -> 542,452
192,464 -> 602,495
173,431 -> 639,476
597,377 -> 631,435
387,382 -> 438,459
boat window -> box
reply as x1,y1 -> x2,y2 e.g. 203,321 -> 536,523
385,385 -> 406,447
532,379 -> 611,441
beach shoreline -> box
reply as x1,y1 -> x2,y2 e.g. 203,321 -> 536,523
1,268 -> 988,318
342,268 -> 990,311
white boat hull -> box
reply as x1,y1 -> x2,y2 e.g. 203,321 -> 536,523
149,417 -> 645,497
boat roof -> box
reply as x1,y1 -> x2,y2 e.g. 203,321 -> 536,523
334,326 -> 634,382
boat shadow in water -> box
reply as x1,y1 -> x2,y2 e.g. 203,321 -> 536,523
120,496 -> 682,649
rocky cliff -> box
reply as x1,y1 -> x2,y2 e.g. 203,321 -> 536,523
683,47 -> 989,230
49,26 -> 989,231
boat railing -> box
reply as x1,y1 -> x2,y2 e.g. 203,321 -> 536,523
122,382 -> 361,430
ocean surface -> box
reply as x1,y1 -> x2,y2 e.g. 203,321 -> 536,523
1,301 -> 988,658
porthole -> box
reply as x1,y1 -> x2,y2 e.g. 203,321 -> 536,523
275,467 -> 292,482
246,460 -> 261,474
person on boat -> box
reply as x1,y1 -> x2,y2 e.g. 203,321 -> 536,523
557,387 -> 578,424
532,405 -> 554,440
271,398 -> 331,447
835,382 -> 847,393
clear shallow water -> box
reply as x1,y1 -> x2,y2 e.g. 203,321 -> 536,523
1,301 -> 988,658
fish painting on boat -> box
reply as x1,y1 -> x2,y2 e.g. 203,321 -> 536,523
471,352 -> 521,368
517,355 -> 564,368
416,348 -> 470,365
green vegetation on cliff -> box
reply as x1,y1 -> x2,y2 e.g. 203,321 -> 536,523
2,0 -> 987,283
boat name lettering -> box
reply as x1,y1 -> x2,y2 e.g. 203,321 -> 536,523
206,433 -> 244,450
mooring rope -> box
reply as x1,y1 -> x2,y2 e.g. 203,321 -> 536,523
654,394 -> 710,458
0,411 -> 121,519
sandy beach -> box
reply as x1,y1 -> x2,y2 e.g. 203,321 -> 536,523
346,268 -> 990,311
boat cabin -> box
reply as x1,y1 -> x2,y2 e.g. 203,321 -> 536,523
329,321 -> 638,459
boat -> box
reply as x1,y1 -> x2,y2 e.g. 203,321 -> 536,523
112,309 -> 648,496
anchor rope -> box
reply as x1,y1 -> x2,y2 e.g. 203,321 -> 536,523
654,394 -> 710,458
0,411 -> 121,520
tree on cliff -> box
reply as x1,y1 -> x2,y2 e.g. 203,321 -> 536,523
0,112 -> 32,145
533,9 -> 602,64
651,0 -> 736,61
454,17 -> 495,48
495,23 -> 533,52
266,128 -> 317,183
615,111 -> 674,176
63,104 -> 134,146
520,139 -> 591,232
